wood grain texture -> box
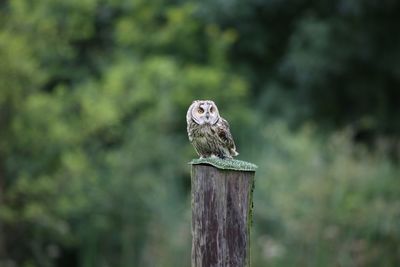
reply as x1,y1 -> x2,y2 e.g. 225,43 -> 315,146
191,164 -> 255,267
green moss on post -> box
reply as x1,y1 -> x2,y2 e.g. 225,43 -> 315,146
189,157 -> 258,171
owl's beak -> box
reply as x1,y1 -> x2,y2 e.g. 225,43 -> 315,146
205,113 -> 210,120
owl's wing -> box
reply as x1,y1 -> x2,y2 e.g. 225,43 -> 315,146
217,118 -> 237,153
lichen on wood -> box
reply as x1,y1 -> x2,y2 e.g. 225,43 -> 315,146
191,164 -> 255,267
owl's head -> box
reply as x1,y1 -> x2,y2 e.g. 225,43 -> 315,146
187,100 -> 220,125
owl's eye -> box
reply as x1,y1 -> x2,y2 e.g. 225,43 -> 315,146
210,106 -> 214,113
198,107 -> 204,114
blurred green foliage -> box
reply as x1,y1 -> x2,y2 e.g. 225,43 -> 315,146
255,123 -> 399,266
0,0 -> 399,266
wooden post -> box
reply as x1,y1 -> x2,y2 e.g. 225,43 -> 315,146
191,164 -> 255,267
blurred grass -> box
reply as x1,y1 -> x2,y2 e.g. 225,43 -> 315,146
252,123 -> 400,267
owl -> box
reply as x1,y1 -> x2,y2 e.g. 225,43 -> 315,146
186,100 -> 239,159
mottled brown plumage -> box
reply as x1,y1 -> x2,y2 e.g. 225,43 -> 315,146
187,100 -> 238,159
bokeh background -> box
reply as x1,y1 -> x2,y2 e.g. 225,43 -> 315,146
1,0 -> 400,266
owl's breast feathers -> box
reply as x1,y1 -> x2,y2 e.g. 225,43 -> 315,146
188,118 -> 238,158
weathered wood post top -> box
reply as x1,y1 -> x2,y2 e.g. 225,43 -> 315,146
189,158 -> 257,267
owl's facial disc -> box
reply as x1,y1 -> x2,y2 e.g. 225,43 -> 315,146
203,102 -> 219,125
190,100 -> 219,125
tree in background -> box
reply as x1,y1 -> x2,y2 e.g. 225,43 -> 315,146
0,0 -> 251,266
203,0 -> 400,137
